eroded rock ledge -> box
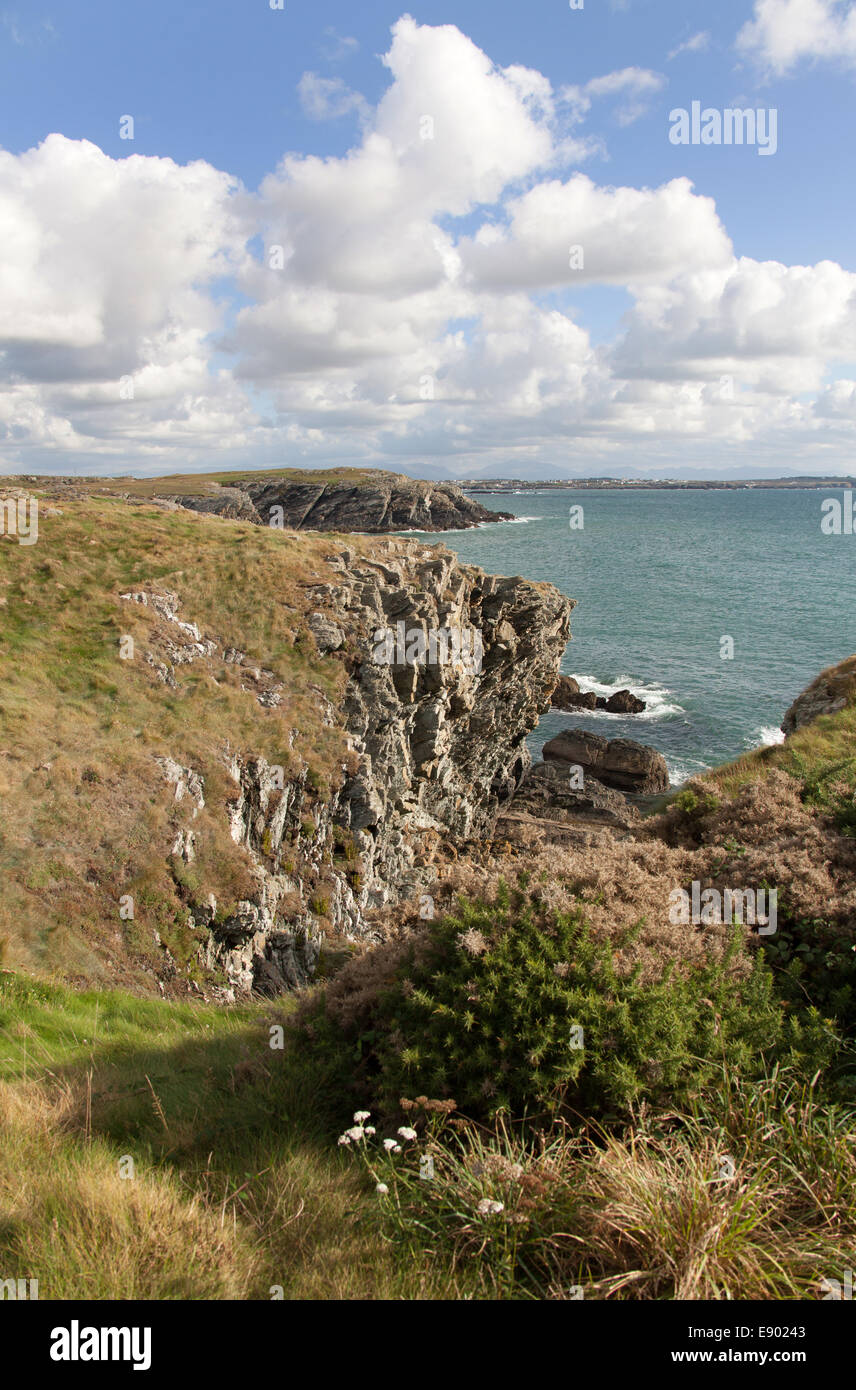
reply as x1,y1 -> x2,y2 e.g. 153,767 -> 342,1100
781,655 -> 856,735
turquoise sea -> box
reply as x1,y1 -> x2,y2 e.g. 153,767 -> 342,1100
409,488 -> 855,785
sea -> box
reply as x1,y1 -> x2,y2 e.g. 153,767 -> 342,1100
405,487 -> 856,786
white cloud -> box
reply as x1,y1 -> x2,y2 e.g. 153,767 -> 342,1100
1,11 -> 57,46
610,258 -> 856,394
459,175 -> 732,290
2,17 -> 856,477
0,134 -> 261,469
668,31 -> 711,61
298,74 -> 370,123
562,66 -> 666,126
737,0 -> 856,74
319,28 -> 359,64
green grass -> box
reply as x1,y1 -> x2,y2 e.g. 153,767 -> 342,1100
698,702 -> 856,802
0,974 -> 471,1300
1,972 -> 853,1300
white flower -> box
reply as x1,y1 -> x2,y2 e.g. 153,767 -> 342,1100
338,1135 -> 351,1146
383,1138 -> 398,1151
476,1198 -> 505,1217
397,1126 -> 417,1141
345,1126 -> 365,1142
376,1182 -> 389,1195
353,1110 -> 371,1123
364,1126 -> 376,1136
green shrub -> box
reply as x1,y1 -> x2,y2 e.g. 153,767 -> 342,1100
800,755 -> 856,837
310,885 -> 826,1122
763,902 -> 856,1063
673,786 -> 719,817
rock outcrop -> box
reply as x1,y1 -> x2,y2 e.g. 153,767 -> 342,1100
315,540 -> 574,905
551,675 -> 594,710
506,759 -> 641,829
781,655 -> 856,736
168,470 -> 513,533
600,689 -> 646,714
551,675 -> 646,714
543,727 -> 669,795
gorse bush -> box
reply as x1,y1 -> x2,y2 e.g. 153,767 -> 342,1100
763,901 -> 856,1075
800,754 -> 856,838
311,883 -> 836,1122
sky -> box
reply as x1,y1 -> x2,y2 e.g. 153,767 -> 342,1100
1,0 -> 856,479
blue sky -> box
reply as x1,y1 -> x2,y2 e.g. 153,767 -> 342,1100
2,0 -> 856,477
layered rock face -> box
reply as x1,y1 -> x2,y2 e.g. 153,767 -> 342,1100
170,471 -> 513,533
781,655 -> 856,735
316,540 -> 574,904
543,727 -> 669,795
138,540 -> 573,995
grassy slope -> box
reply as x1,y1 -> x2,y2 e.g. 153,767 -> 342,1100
0,975 -> 466,1299
10,466 -> 415,498
690,697 -> 856,829
0,494 -> 353,986
0,493 -> 474,1299
2,968 -> 852,1300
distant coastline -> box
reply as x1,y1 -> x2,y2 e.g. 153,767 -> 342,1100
459,476 -> 856,493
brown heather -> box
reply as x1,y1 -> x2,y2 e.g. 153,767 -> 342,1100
654,768 -> 856,933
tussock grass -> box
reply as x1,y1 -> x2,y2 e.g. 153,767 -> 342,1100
690,701 -> 856,804
341,1070 -> 856,1300
1,974 -> 852,1299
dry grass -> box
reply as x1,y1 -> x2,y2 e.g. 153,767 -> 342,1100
0,494 -> 351,986
341,1071 -> 856,1299
0,975 -> 469,1300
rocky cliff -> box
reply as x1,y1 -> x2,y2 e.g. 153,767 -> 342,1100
781,655 -> 856,735
315,539 -> 573,906
0,487 -> 571,1002
111,532 -> 573,997
170,469 -> 514,533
